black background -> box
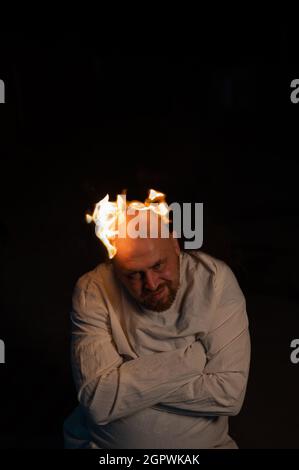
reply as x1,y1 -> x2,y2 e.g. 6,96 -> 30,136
0,27 -> 299,448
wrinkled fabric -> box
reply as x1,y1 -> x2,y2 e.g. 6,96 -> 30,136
64,250 -> 250,449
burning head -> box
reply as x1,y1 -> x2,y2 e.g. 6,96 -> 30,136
86,189 -> 180,312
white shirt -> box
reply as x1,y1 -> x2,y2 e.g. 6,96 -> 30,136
64,250 -> 250,449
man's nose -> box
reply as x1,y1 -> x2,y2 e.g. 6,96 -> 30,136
143,270 -> 160,291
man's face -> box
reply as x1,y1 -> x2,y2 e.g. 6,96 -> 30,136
112,233 -> 180,312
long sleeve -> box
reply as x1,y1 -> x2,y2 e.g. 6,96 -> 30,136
152,262 -> 250,417
70,274 -> 207,426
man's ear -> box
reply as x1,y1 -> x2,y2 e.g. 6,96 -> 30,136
170,231 -> 180,256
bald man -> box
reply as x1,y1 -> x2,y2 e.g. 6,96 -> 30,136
64,212 -> 250,449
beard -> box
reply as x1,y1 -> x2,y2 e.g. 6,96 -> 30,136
140,280 -> 179,312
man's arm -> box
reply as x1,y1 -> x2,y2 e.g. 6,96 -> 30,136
152,262 -> 251,417
70,274 -> 207,426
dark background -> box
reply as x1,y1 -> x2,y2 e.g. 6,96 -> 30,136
0,28 -> 298,448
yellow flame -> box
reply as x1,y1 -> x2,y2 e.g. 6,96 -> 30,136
86,189 -> 169,259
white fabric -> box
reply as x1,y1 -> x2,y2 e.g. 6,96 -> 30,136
64,250 -> 250,449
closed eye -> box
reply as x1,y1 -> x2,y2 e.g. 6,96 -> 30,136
127,272 -> 141,280
153,260 -> 165,271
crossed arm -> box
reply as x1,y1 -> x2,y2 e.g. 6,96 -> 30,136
71,264 -> 250,426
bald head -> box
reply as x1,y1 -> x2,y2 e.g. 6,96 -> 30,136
112,210 -> 180,312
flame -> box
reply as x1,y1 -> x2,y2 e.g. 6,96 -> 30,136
86,189 -> 169,259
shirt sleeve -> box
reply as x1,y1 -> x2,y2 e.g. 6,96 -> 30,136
70,274 -> 207,426
152,261 -> 251,417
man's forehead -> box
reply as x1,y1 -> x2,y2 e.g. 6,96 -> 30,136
113,237 -> 165,270
116,255 -> 163,273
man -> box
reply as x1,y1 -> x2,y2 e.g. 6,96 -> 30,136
64,204 -> 250,449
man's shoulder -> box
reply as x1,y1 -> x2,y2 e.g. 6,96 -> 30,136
74,261 -> 122,312
182,250 -> 228,278
182,250 -> 241,294
74,261 -> 113,292
183,251 -> 246,333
